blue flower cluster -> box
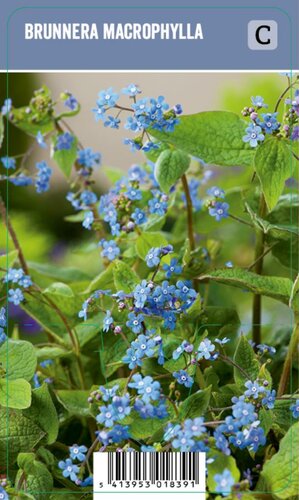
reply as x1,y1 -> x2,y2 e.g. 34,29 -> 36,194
58,443 -> 88,485
207,186 -> 229,222
164,417 -> 207,452
3,268 -> 32,306
242,96 -> 281,148
35,161 -> 52,193
92,85 -> 181,151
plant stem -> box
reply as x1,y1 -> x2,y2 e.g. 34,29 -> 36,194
274,80 -> 298,113
219,353 -> 251,380
0,194 -> 29,274
228,213 -> 253,228
278,318 -> 299,396
252,195 -> 267,346
247,244 -> 276,271
181,174 -> 195,251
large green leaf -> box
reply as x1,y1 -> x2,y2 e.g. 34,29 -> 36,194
0,378 -> 31,409
150,111 -> 254,167
113,259 -> 139,293
254,138 -> 292,211
155,149 -> 190,192
0,409 -> 45,464
28,261 -> 90,283
43,282 -> 77,317
0,339 -> 37,381
199,268 -> 292,304
129,412 -> 168,440
207,450 -> 240,492
24,384 -> 59,444
261,422 -> 299,498
233,336 -> 260,385
52,134 -> 77,177
16,452 -> 53,499
55,390 -> 91,417
179,386 -> 211,420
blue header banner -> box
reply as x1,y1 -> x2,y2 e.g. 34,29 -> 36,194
1,0 -> 298,70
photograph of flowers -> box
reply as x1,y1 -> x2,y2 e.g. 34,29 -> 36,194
0,71 -> 298,499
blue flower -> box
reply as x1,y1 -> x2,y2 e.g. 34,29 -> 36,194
131,334 -> 155,358
214,469 -> 235,496
122,84 -> 141,97
99,384 -> 119,402
219,416 -> 240,434
100,240 -> 120,261
0,486 -> 9,499
55,132 -> 74,151
251,96 -> 268,108
243,124 -> 265,147
77,148 -> 101,168
40,359 -> 53,368
197,338 -> 215,360
128,165 -> 147,183
209,201 -> 229,221
259,112 -> 279,134
145,247 -> 161,268
8,288 -> 24,305
0,307 -> 6,327
82,211 -> 94,230
35,161 -> 52,193
172,430 -> 195,451
229,431 -> 247,449
132,98 -> 149,116
162,311 -> 177,330
1,157 -> 16,169
104,116 -> 121,129
225,261 -> 233,268
150,96 -> 169,114
290,399 -> 299,418
64,94 -> 78,110
108,424 -> 130,443
214,428 -> 230,455
1,98 -> 12,114
80,476 -> 94,487
81,190 -> 97,206
172,340 -> 189,360
141,445 -> 156,452
18,274 -> 32,288
173,370 -> 193,388
142,141 -> 160,152
0,327 -> 6,345
148,196 -> 168,215
125,186 -> 142,201
8,174 -> 33,186
98,87 -> 119,107
163,258 -> 182,279
122,347 -> 143,369
256,343 -> 276,356
96,404 -> 117,427
5,268 -> 24,283
154,401 -> 169,419
175,280 -> 197,302
232,397 -> 256,426
262,389 -> 276,409
103,310 -> 114,332
111,394 -> 131,420
124,116 -> 144,132
36,131 -> 47,148
215,337 -> 230,346
124,138 -> 142,151
126,312 -> 144,334
244,380 -> 265,399
92,105 -> 106,122
33,373 -> 41,388
69,444 -> 87,462
207,186 -> 225,198
244,426 -> 266,452
132,208 -> 147,225
134,399 -> 155,418
58,458 -> 80,482
184,417 -> 206,437
128,374 -> 161,403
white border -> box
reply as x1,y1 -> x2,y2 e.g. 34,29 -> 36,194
1,69 -> 299,73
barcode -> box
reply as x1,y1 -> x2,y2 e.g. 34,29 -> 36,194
107,451 -> 202,484
94,451 -> 206,495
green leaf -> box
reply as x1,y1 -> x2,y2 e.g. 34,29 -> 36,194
254,138 -> 291,211
99,332 -> 130,377
0,339 -> 37,381
113,259 -> 139,293
43,281 -> 77,316
233,336 -> 260,385
129,412 -> 168,440
199,268 -> 292,304
23,384 -> 59,444
0,409 -> 45,464
84,264 -> 115,294
155,149 -> 190,192
0,378 -> 31,409
273,399 -> 295,432
259,408 -> 273,436
28,261 -> 90,283
74,312 -> 104,348
52,134 -> 77,177
179,386 -> 211,420
261,422 -> 299,498
207,450 -> 240,492
10,107 -> 54,135
16,452 -> 53,499
136,232 -> 169,260
55,390 -> 91,417
150,111 -> 254,167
